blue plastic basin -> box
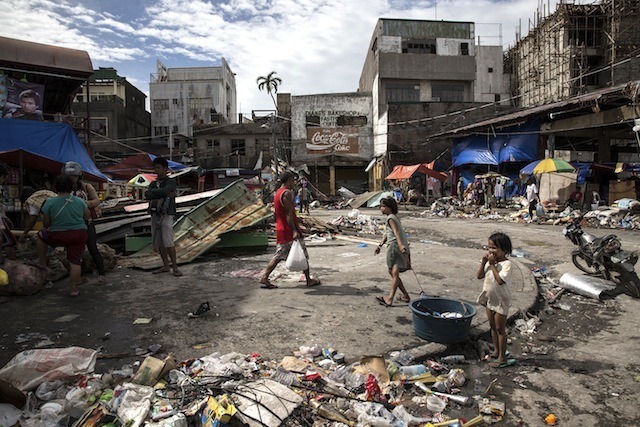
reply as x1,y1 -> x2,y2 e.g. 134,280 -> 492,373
409,297 -> 477,343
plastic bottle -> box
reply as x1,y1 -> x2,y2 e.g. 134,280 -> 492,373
398,364 -> 427,376
309,400 -> 354,426
440,355 -> 465,364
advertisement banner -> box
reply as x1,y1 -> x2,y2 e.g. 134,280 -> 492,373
2,77 -> 45,121
306,127 -> 359,154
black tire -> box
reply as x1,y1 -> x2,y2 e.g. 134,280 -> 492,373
617,270 -> 640,299
572,253 -> 599,275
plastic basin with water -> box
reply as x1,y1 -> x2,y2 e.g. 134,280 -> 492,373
409,297 -> 477,343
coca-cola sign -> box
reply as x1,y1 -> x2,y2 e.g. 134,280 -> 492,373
306,127 -> 359,154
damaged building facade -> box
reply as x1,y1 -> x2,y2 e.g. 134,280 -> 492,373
358,19 -> 512,190
287,92 -> 373,196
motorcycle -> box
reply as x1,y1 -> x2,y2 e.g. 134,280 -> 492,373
563,216 -> 640,298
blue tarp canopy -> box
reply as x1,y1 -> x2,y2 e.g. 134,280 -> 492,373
0,119 -> 108,182
452,121 -> 540,168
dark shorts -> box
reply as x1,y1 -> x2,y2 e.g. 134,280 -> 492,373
300,200 -> 310,207
38,229 -> 87,265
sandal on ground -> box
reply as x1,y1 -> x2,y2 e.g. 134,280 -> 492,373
188,301 -> 211,318
396,295 -> 411,303
483,350 -> 510,361
376,296 -> 392,307
173,270 -> 183,277
306,278 -> 321,287
490,358 -> 516,368
260,283 -> 279,289
97,276 -> 106,285
153,268 -> 170,274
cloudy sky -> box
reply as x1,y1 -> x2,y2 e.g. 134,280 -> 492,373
1,0 -> 550,115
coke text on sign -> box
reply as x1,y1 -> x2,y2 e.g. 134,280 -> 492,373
306,127 -> 359,154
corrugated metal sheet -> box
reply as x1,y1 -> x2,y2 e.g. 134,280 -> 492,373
433,80 -> 640,138
0,36 -> 93,78
382,19 -> 473,39
125,180 -> 272,269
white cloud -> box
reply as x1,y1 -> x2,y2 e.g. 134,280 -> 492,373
0,0 -> 542,113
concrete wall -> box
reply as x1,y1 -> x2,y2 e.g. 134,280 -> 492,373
290,92 -> 373,166
378,53 -> 476,81
474,45 -> 511,103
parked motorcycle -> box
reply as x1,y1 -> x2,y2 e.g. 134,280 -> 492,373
563,216 -> 640,298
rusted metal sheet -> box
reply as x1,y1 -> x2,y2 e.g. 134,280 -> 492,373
125,180 -> 272,269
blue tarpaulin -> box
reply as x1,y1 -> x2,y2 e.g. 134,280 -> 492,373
0,119 -> 108,181
452,121 -> 540,168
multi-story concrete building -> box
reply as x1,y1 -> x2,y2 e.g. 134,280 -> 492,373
358,18 -> 511,188
149,59 -> 237,144
72,67 -> 150,158
508,0 -> 640,107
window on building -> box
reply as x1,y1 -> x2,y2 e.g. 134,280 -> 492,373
153,99 -> 169,110
488,67 -> 494,73
337,116 -> 368,126
306,116 -> 320,127
172,98 -> 178,105
231,139 -> 246,156
494,94 -> 501,103
386,83 -> 420,103
91,118 -> 107,136
76,95 -> 84,102
432,84 -> 465,102
154,126 -> 163,135
212,139 -> 220,156
172,125 -> 179,133
207,139 -> 213,148
461,43 -> 469,56
402,39 -> 436,54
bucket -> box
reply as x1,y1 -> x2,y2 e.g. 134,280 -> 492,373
409,297 -> 476,343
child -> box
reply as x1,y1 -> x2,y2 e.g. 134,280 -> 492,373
374,197 -> 411,306
477,232 -> 514,368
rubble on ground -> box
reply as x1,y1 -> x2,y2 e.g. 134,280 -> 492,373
425,197 -> 640,229
0,345 -> 506,427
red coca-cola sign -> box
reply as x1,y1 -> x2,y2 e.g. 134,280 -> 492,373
306,127 -> 359,154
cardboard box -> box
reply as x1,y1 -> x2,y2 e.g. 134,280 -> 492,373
609,180 -> 636,203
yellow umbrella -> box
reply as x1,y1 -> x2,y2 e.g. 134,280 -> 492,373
532,158 -> 575,174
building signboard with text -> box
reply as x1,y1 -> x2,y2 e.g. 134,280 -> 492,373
306,127 -> 359,155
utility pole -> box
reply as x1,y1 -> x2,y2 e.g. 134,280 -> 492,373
270,114 -> 278,175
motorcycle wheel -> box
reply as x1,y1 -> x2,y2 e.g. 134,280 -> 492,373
617,270 -> 640,299
571,253 -> 599,275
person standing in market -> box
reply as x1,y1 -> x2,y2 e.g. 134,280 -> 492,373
37,175 -> 90,297
0,164 -> 17,260
63,162 -> 107,285
525,177 -> 539,219
259,171 -> 320,289
145,157 -> 182,277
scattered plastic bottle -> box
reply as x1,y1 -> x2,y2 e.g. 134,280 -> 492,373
398,364 -> 427,376
440,355 -> 465,364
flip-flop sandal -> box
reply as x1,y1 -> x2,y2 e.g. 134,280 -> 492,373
484,350 -> 510,361
490,358 -> 516,368
153,268 -> 170,274
69,291 -> 80,297
375,296 -> 392,307
173,270 -> 183,277
260,283 -> 279,289
396,295 -> 411,303
188,301 -> 211,318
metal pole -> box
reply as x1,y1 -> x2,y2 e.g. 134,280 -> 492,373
270,114 -> 278,175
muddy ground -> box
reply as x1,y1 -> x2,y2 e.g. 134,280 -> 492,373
1,208 -> 639,425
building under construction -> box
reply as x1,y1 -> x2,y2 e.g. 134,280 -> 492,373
508,0 -> 640,107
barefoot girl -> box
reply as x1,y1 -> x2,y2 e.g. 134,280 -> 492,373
374,197 -> 411,306
477,232 -> 514,367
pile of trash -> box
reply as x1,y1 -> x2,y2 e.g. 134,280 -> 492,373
0,345 -> 507,427
328,209 -> 383,235
426,196 -> 640,229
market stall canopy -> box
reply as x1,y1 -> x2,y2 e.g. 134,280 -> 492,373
0,119 -> 108,182
533,158 -> 575,174
451,120 -> 539,167
127,173 -> 157,188
103,153 -> 187,180
385,164 -> 447,182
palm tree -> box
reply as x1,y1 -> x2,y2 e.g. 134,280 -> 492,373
256,71 -> 282,111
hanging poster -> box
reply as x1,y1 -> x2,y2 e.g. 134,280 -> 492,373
306,127 -> 359,154
2,77 -> 45,121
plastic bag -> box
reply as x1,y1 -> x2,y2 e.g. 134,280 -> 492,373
285,240 -> 308,271
536,202 -> 545,217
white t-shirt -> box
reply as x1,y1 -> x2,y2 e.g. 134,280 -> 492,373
526,184 -> 538,202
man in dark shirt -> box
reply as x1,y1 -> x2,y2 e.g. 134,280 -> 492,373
145,157 -> 181,276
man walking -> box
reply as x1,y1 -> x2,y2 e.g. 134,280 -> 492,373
259,171 -> 320,289
146,157 -> 182,276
